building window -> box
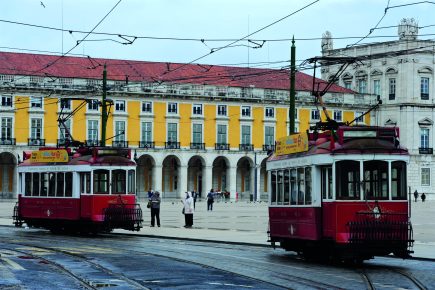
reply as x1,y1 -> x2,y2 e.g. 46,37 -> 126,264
344,80 -> 352,89
389,78 -> 396,100
142,101 -> 152,113
192,124 -> 202,143
333,110 -> 342,121
217,124 -> 227,144
30,118 -> 42,139
59,119 -> 71,142
265,107 -> 274,118
193,104 -> 203,115
241,125 -> 251,144
88,99 -> 99,111
241,106 -> 251,117
115,100 -> 125,112
141,122 -> 152,142
421,168 -> 430,186
1,117 -> 12,140
288,108 -> 298,120
30,96 -> 43,108
421,128 -> 429,148
167,123 -> 178,142
373,79 -> 381,96
168,102 -> 178,114
265,126 -> 274,145
357,79 -> 367,94
311,109 -> 320,121
217,105 -> 227,116
1,95 -> 12,107
421,77 -> 429,100
88,120 -> 99,141
60,99 -> 71,110
114,121 -> 125,141
355,111 -> 364,123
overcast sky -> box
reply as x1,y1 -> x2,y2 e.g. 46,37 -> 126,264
1,0 -> 434,74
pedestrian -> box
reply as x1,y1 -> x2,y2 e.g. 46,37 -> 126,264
421,192 -> 426,202
207,189 -> 214,211
181,192 -> 194,228
149,191 -> 161,227
192,190 -> 197,209
414,190 -> 419,202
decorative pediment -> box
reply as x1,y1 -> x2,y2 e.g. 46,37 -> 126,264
384,118 -> 397,126
342,73 -> 353,80
370,69 -> 383,76
418,117 -> 433,126
386,67 -> 398,74
418,66 -> 433,74
355,70 -> 367,78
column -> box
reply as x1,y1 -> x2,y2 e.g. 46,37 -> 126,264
179,164 -> 188,199
228,166 -> 237,201
153,164 -> 162,194
203,165 -> 213,199
255,165 -> 261,202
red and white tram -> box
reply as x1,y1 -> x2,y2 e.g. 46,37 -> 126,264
13,147 -> 143,233
267,125 -> 413,261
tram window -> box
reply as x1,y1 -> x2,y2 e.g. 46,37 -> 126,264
40,173 -> 48,196
283,170 -> 290,205
48,172 -> 56,196
297,168 -> 305,205
277,170 -> 284,204
25,173 -> 32,196
56,173 -> 64,197
31,173 -> 39,196
321,166 -> 332,199
305,167 -> 312,204
392,161 -> 407,200
290,169 -> 297,205
94,170 -> 109,194
336,160 -> 360,200
364,161 -> 388,200
65,172 -> 73,197
80,172 -> 91,194
271,171 -> 277,204
112,169 -> 126,194
128,170 -> 135,194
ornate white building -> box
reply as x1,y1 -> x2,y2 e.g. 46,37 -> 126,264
321,18 -> 435,199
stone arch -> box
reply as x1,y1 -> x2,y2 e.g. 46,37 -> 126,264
236,156 -> 254,201
212,156 -> 230,193
187,155 -> 206,196
386,67 -> 398,74
418,66 -> 433,74
162,155 -> 181,198
136,154 -> 156,199
0,151 -> 17,198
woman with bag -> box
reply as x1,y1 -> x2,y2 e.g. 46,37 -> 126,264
181,192 -> 194,228
149,191 -> 161,227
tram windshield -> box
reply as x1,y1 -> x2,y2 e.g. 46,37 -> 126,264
270,167 -> 312,206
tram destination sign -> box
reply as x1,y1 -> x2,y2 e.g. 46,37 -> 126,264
31,149 -> 69,163
275,133 -> 308,156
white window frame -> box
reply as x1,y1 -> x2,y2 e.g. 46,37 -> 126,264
30,118 -> 43,139
59,119 -> 72,142
0,117 -> 13,140
421,77 -> 430,100
88,99 -> 99,111
421,168 -> 430,186
30,96 -> 43,109
241,124 -> 251,145
192,123 -> 203,143
217,105 -> 227,116
115,100 -> 126,112
114,120 -> 126,141
264,126 -> 275,145
167,123 -> 178,142
1,95 -> 13,108
265,107 -> 275,118
420,128 -> 430,148
59,99 -> 71,111
373,79 -> 381,96
217,124 -> 227,144
168,102 -> 178,114
355,111 -> 364,123
193,104 -> 203,115
87,119 -> 99,141
142,101 -> 152,113
311,109 -> 320,121
241,106 -> 251,117
141,122 -> 152,142
333,110 -> 342,122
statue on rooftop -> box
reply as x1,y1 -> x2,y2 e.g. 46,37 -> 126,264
398,18 -> 418,40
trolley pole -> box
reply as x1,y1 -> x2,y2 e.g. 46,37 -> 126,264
101,64 -> 107,147
289,36 -> 296,135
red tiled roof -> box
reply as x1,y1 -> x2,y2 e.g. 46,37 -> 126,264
0,51 -> 352,93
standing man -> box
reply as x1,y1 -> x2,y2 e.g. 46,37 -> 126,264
150,191 -> 161,227
414,190 -> 419,202
192,190 -> 197,209
207,189 -> 214,211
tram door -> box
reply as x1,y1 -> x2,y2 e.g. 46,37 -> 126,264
321,166 -> 334,238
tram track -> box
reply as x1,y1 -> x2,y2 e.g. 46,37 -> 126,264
1,227 -> 434,289
0,241 -> 149,289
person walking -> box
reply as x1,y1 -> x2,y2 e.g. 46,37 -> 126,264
421,192 -> 426,202
414,190 -> 419,202
181,192 -> 194,228
192,190 -> 197,209
207,189 -> 214,211
149,191 -> 161,227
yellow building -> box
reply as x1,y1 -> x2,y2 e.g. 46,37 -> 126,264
0,51 -> 375,199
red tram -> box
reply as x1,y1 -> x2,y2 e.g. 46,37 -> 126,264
267,125 -> 414,261
13,147 -> 143,233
